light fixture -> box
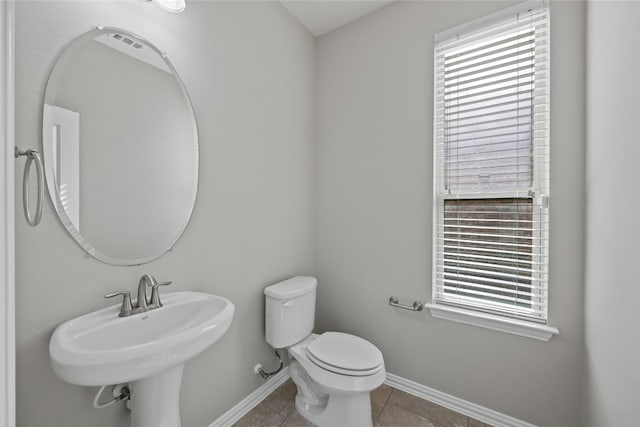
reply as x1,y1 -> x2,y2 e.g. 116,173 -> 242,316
149,0 -> 185,13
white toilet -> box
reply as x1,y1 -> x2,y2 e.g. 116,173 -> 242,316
264,276 -> 386,427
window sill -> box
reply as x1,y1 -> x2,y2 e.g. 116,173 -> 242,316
425,303 -> 559,341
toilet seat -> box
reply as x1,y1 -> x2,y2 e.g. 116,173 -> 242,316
306,332 -> 384,377
289,334 -> 386,397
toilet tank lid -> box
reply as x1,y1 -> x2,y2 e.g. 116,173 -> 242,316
264,276 -> 317,300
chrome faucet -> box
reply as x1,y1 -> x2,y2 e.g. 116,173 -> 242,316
104,274 -> 172,317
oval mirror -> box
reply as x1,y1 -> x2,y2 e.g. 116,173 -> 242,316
42,27 -> 198,265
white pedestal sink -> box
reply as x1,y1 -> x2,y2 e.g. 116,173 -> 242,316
49,291 -> 234,427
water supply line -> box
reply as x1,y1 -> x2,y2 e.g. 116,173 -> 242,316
92,384 -> 130,409
257,350 -> 283,380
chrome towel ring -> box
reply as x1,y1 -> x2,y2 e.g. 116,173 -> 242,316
15,146 -> 44,227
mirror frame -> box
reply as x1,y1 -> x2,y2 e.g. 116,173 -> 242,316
42,26 -> 199,266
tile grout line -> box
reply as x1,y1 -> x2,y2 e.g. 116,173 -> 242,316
375,387 -> 394,422
274,380 -> 297,427
385,389 -> 457,427
277,410 -> 287,427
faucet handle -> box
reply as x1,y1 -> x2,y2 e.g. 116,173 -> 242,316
149,281 -> 172,307
104,291 -> 133,317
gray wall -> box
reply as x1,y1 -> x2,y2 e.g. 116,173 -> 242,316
315,1 -> 585,426
15,2 -> 314,426
583,1 -> 640,425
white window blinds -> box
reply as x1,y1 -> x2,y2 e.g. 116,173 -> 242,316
433,3 -> 550,323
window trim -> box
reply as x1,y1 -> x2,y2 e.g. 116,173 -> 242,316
425,303 -> 559,341
434,0 -> 548,45
429,0 -> 558,339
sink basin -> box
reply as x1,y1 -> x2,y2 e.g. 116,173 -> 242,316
50,291 -> 235,386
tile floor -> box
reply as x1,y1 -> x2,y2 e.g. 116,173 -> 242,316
233,379 -> 493,427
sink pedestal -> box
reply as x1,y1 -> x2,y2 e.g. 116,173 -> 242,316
130,364 -> 184,427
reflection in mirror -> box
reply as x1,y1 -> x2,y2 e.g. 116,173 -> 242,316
43,28 -> 198,265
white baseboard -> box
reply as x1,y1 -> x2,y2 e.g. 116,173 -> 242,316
208,367 -> 290,427
208,368 -> 535,427
385,373 -> 536,427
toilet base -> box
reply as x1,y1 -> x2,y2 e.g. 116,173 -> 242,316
290,359 -> 374,427
295,392 -> 373,427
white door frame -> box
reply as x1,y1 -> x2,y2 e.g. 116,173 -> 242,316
0,1 -> 16,426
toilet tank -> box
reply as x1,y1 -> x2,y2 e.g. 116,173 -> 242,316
264,276 -> 317,348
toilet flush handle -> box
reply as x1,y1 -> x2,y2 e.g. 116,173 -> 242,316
282,301 -> 295,308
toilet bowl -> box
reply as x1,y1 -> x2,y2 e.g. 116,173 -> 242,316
288,333 -> 386,426
264,276 -> 386,427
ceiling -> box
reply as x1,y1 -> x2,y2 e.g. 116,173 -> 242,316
279,1 -> 396,37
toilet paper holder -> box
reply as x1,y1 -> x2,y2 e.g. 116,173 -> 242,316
389,296 -> 424,312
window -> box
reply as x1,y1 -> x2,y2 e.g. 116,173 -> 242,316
430,3 -> 552,331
